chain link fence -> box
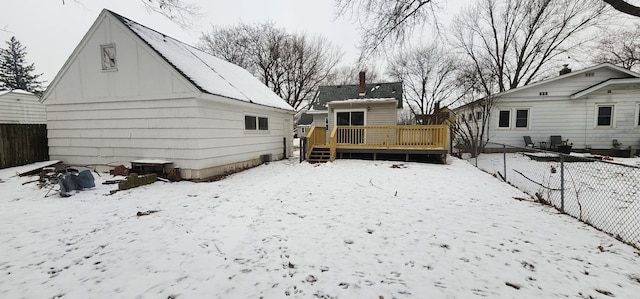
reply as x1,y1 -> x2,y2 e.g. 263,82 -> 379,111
467,142 -> 640,249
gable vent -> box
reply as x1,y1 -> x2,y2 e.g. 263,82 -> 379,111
585,72 -> 595,77
539,91 -> 548,96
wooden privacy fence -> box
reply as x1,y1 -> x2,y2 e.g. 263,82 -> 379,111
0,124 -> 48,169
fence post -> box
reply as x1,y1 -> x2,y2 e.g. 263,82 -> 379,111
503,144 -> 507,181
300,137 -> 306,163
560,155 -> 565,212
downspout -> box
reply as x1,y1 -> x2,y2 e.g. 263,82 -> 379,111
584,97 -> 588,150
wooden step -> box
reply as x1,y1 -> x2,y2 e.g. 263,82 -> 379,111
307,147 -> 332,163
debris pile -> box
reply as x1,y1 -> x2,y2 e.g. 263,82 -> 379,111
117,173 -> 157,191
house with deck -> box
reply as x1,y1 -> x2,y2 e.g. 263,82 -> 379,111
454,63 -> 640,155
304,72 -> 449,162
42,9 -> 295,179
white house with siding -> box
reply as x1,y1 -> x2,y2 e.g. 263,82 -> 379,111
0,89 -> 45,124
455,63 -> 640,152
42,9 -> 295,179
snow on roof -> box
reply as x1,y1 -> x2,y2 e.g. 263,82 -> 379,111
117,12 -> 293,111
327,98 -> 397,104
0,89 -> 35,97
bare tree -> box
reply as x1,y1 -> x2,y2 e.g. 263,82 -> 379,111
450,63 -> 498,156
387,43 -> 460,121
602,0 -> 640,17
199,23 -> 256,72
451,0 -> 607,94
62,0 -> 201,28
334,0 -> 440,59
324,64 -> 382,85
592,24 -> 640,71
199,22 -> 342,110
280,35 -> 343,109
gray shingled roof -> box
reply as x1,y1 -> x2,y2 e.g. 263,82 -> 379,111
312,82 -> 403,111
296,113 -> 314,125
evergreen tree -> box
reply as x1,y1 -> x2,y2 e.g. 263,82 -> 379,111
0,36 -> 44,94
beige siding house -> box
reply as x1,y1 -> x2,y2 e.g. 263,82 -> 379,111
307,72 -> 403,139
42,9 -> 295,179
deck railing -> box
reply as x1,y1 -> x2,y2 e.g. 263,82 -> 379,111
305,126 -> 326,159
330,125 -> 449,150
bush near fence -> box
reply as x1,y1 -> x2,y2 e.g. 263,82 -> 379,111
0,124 -> 49,169
468,142 -> 640,249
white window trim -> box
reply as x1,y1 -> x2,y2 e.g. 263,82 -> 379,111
244,114 -> 270,133
100,43 -> 117,71
514,108 -> 530,130
595,104 -> 615,129
497,109 -> 511,129
635,103 -> 640,128
333,109 -> 367,127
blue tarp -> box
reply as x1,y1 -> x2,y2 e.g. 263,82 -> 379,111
59,170 -> 95,195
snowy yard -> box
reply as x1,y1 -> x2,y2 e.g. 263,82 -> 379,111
473,153 -> 640,249
2,157 -> 640,298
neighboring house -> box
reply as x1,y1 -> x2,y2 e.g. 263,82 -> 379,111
0,89 -> 48,169
0,89 -> 46,124
295,111 -> 313,138
307,72 -> 403,137
454,63 -> 640,152
42,9 -> 295,180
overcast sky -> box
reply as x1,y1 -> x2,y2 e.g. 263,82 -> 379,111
1,0 -> 468,85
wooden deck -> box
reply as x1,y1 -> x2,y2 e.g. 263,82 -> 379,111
305,125 -> 449,162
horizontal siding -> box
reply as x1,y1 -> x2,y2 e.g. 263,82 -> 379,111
487,87 -> 640,149
47,96 -> 292,171
512,68 -> 634,98
0,97 -> 46,124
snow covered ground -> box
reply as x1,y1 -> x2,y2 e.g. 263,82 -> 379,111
472,153 -> 640,249
1,157 -> 640,298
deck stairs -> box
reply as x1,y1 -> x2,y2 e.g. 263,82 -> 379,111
307,146 -> 331,163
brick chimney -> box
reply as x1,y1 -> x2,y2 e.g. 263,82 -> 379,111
358,71 -> 366,96
559,64 -> 571,75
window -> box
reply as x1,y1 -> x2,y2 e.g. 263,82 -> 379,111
100,44 -> 117,70
597,105 -> 613,127
258,117 -> 268,130
585,72 -> 595,77
498,110 -> 510,128
637,104 -> 640,126
325,117 -> 328,129
515,109 -> 529,128
539,91 -> 548,96
245,115 -> 257,130
336,111 -> 365,126
476,111 -> 483,119
244,115 -> 269,130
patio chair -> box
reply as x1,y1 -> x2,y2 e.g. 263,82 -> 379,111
549,135 -> 562,150
523,136 -> 535,148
